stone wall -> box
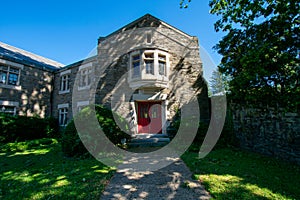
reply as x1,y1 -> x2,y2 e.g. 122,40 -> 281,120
231,104 -> 300,164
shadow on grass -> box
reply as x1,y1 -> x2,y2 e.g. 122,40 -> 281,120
0,139 -> 115,200
181,146 -> 300,200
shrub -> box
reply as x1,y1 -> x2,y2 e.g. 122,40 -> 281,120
0,113 -> 59,143
61,105 -> 131,157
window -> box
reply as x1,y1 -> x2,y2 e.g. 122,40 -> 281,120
144,53 -> 154,75
158,54 -> 166,75
79,68 -> 92,88
0,65 -> 20,86
77,101 -> 89,112
60,74 -> 70,91
0,105 -> 17,115
146,33 -> 152,44
59,107 -> 68,126
129,50 -> 169,83
0,101 -> 18,116
132,55 -> 140,77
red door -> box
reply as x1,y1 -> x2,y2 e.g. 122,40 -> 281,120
138,102 -> 162,134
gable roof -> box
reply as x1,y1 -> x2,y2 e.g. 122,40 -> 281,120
98,14 -> 193,44
0,41 -> 64,71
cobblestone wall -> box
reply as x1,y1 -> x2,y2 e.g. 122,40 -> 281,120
231,104 -> 300,165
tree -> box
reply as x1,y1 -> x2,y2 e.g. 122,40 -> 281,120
210,69 -> 230,96
209,0 -> 300,109
180,0 -> 191,8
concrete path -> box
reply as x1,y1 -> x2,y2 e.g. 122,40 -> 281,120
100,155 -> 211,200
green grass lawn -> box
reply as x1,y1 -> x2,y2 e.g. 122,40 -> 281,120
181,146 -> 300,200
0,138 -> 115,200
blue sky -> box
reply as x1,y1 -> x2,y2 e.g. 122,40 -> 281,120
1,0 -> 224,82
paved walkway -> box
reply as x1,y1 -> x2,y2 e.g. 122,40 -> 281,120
101,154 -> 211,200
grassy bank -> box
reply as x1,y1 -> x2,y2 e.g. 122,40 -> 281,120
182,146 -> 300,200
0,138 -> 115,200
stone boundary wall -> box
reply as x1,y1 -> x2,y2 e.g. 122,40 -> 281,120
231,104 -> 300,165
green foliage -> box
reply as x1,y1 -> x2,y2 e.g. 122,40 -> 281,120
62,105 -> 131,157
0,113 -> 59,143
180,0 -> 191,9
209,0 -> 300,109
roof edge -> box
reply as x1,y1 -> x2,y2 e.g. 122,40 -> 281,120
98,14 -> 194,44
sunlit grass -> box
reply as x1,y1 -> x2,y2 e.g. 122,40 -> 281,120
0,138 -> 115,199
182,146 -> 300,200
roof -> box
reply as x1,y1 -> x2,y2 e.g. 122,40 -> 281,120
0,41 -> 64,71
98,14 -> 193,44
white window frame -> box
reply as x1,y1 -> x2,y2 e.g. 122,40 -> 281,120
0,59 -> 23,90
158,54 -> 167,76
58,103 -> 69,126
129,50 -> 169,81
0,101 -> 19,115
131,53 -> 141,78
144,52 -> 154,75
59,70 -> 71,94
77,101 -> 90,112
78,63 -> 93,90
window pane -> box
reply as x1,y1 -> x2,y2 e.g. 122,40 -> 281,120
9,67 -> 19,73
133,55 -> 140,61
145,60 -> 154,75
159,61 -> 166,75
158,55 -> 166,61
8,73 -> 18,85
0,65 -> 8,71
144,53 -> 154,59
1,72 -> 7,84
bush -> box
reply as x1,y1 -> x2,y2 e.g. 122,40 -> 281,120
0,113 -> 59,143
61,105 -> 131,157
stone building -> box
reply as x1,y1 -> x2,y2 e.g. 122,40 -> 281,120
0,41 -> 63,117
0,14 -> 209,135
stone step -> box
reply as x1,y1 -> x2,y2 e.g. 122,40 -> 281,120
128,141 -> 169,148
128,135 -> 170,148
130,137 -> 170,143
132,134 -> 169,139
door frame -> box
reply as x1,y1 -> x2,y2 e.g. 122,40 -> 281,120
136,100 -> 163,134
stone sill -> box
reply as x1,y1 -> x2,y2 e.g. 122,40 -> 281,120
0,84 -> 22,91
78,85 -> 91,91
58,90 -> 70,95
129,79 -> 169,89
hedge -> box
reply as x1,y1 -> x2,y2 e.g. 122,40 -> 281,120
0,113 -> 59,143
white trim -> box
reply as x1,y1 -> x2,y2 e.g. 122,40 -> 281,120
59,69 -> 71,76
58,103 -> 69,109
78,85 -> 91,91
77,101 -> 89,107
0,58 -> 24,69
58,90 -> 70,94
0,100 -> 19,107
0,84 -> 22,90
79,62 -> 93,70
